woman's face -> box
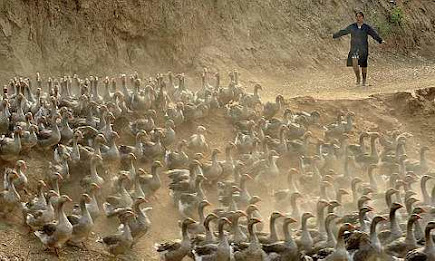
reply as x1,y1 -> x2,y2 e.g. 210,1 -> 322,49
356,14 -> 364,23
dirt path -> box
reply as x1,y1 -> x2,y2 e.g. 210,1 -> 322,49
237,58 -> 435,101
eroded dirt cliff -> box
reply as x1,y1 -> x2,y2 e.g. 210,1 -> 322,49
0,0 -> 434,80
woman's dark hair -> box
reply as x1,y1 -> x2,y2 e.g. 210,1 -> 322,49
356,11 -> 364,17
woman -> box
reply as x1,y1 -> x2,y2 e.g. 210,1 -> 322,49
333,12 -> 384,86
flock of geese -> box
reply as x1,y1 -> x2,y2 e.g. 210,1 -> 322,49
0,69 -> 434,261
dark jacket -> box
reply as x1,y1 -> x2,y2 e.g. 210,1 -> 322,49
333,23 -> 383,67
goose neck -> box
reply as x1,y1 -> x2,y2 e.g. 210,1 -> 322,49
405,218 -> 417,244
424,227 -> 435,251
269,217 -> 278,241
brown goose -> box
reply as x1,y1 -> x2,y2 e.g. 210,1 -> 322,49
386,214 -> 422,258
379,203 -> 404,245
98,211 -> 136,256
37,113 -> 62,149
193,217 -> 233,261
405,221 -> 435,261
128,197 -> 152,243
233,218 -> 267,261
316,223 -> 355,261
263,217 -> 299,261
156,218 -> 197,261
185,200 -> 211,236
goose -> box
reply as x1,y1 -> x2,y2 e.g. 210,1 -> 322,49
129,110 -> 157,135
314,213 -> 339,251
324,112 -> 354,139
103,76 -> 114,101
25,190 -> 58,231
49,153 -> 70,181
12,159 -> 28,193
127,197 -> 152,242
156,218 -> 197,261
185,200 -> 211,236
103,173 -> 133,217
316,200 -> 332,237
235,174 -> 253,209
187,126 -> 209,153
21,124 -> 39,152
263,217 -> 299,260
233,218 -> 267,261
193,217 -> 233,261
420,175 -> 432,205
80,154 -> 105,188
0,126 -> 23,161
0,170 -> 21,216
34,195 -> 73,256
132,168 -> 147,200
21,180 -> 48,219
297,212 -> 315,254
379,203 -> 404,244
263,94 -> 284,119
37,113 -> 62,149
412,207 -> 425,242
165,140 -> 189,170
98,210 -> 136,256
161,119 -> 176,148
142,129 -> 166,160
193,213 -> 219,246
166,102 -> 185,127
178,193 -> 201,218
386,214 -> 422,258
229,210 -> 248,244
202,149 -> 223,184
140,161 -> 164,199
258,211 -> 285,244
59,107 -> 74,144
405,146 -> 429,175
67,194 -> 94,247
405,221 -> 435,261
240,84 -> 262,108
100,131 -> 120,162
219,142 -> 236,180
85,183 -> 101,221
0,99 -> 10,135
65,130 -> 83,165
317,223 -> 355,261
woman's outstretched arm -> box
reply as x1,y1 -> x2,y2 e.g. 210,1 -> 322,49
367,25 -> 383,43
333,25 -> 351,38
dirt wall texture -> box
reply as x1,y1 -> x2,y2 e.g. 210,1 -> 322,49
0,0 -> 434,79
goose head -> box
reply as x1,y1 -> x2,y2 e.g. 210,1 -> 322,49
249,196 -> 261,205
81,193 -> 92,204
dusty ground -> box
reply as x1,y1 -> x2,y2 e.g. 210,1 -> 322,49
0,59 -> 434,260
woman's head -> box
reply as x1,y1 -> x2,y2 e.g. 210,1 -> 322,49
356,12 -> 364,23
